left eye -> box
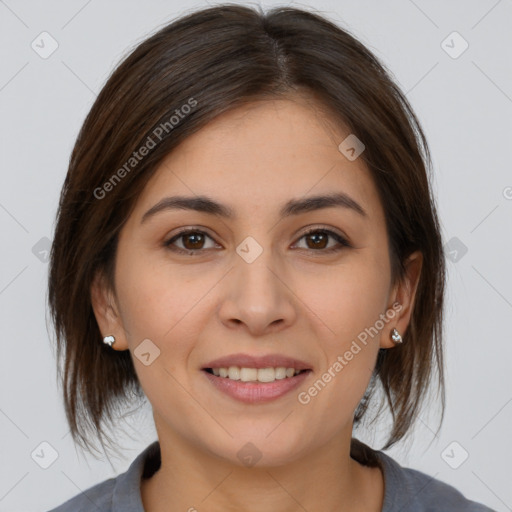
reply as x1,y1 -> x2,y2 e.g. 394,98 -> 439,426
164,228 -> 350,254
294,228 -> 351,252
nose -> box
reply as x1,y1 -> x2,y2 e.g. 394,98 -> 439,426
217,247 -> 297,337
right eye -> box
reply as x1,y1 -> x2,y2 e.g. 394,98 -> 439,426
163,229 -> 220,254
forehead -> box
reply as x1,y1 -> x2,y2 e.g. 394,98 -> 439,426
132,97 -> 384,223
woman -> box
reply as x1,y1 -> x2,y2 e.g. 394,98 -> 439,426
47,4 -> 495,511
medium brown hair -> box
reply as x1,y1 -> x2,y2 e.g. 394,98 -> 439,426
48,3 -> 445,456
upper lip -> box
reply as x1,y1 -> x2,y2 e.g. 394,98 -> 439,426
202,353 -> 312,371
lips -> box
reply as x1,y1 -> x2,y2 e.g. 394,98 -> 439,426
202,366 -> 311,403
202,353 -> 313,371
201,353 -> 313,403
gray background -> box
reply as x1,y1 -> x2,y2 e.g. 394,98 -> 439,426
1,0 -> 511,510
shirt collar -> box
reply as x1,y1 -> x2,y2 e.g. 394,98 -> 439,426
111,440 -> 160,511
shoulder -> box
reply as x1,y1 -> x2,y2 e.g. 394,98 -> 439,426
46,477 -> 116,511
375,448 -> 496,511
47,441 -> 160,512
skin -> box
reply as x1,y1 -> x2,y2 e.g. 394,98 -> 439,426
91,93 -> 422,512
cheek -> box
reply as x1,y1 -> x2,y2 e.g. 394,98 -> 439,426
300,258 -> 390,348
114,254 -> 223,391
115,250 -> 206,340
294,259 -> 388,413
114,257 -> 209,400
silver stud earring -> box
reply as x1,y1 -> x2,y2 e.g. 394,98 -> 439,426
390,328 -> 402,344
103,335 -> 115,347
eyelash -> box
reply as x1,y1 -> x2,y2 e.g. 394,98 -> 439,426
163,226 -> 352,255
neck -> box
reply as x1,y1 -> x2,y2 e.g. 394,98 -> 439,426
140,426 -> 384,512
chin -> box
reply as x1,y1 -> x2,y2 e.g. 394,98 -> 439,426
206,423 -> 309,468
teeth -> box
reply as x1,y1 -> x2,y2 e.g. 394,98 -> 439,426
257,368 -> 276,383
275,367 -> 287,380
285,368 -> 295,378
240,367 -> 258,382
228,366 -> 240,380
209,366 -> 303,383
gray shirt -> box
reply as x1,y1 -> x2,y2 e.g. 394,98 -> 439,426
47,440 -> 496,511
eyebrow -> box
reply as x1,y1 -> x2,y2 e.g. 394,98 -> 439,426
140,192 -> 367,224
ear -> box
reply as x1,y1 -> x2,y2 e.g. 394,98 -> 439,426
90,271 -> 129,351
380,250 -> 423,349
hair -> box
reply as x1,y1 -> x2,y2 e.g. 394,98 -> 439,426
48,3 -> 446,457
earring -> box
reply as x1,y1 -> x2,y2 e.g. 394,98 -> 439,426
390,328 -> 402,344
103,335 -> 115,347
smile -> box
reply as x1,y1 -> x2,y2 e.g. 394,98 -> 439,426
206,366 -> 306,382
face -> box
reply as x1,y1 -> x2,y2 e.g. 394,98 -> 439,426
92,95 -> 421,467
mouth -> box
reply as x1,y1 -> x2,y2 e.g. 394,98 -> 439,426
200,353 -> 313,404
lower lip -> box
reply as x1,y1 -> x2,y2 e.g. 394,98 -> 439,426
202,370 -> 311,404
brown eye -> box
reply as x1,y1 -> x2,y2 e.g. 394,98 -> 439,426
294,228 -> 351,253
181,232 -> 205,250
304,231 -> 329,249
164,229 -> 218,254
